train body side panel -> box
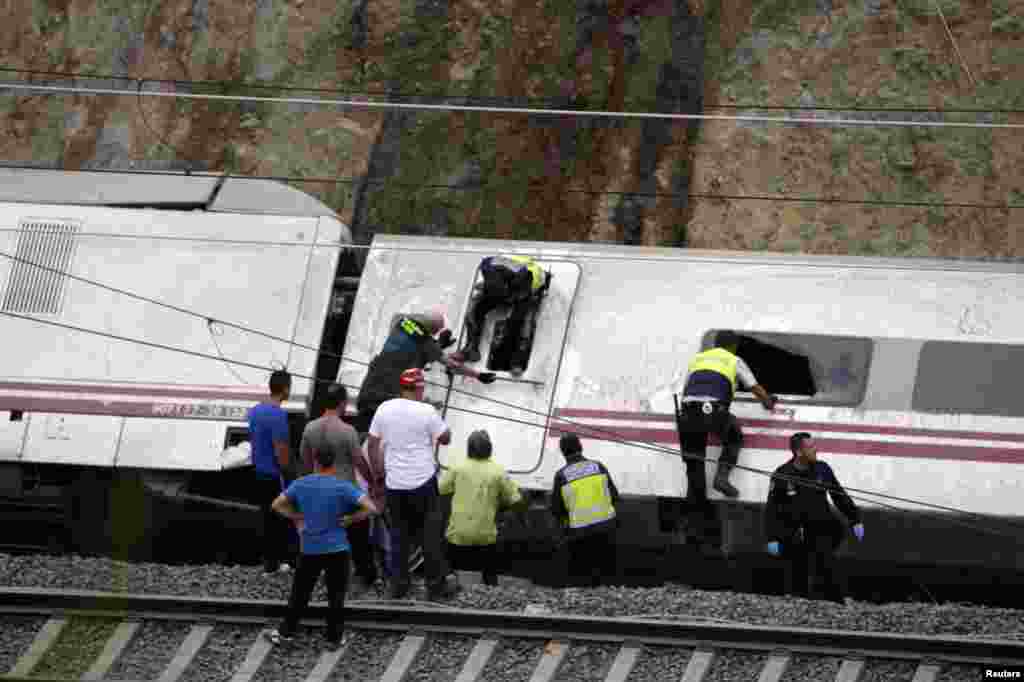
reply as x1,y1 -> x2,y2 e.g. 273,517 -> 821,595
0,204 -> 343,470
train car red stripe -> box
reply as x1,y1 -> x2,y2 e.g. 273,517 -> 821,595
545,423 -> 1024,464
551,408 -> 1024,444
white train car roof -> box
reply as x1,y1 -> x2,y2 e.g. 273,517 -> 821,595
0,168 -> 340,219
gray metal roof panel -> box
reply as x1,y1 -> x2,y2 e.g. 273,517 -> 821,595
0,168 -> 338,217
370,234 -> 1024,274
0,168 -> 219,206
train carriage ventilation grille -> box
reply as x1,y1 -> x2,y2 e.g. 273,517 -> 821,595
2,220 -> 79,316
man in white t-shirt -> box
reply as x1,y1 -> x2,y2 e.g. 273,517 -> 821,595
366,367 -> 457,601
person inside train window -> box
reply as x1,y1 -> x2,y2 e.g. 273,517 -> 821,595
764,432 -> 864,604
439,429 -> 524,587
677,330 -> 777,500
454,255 -> 551,374
265,440 -> 379,647
354,309 -> 495,437
300,383 -> 384,599
247,369 -> 296,575
550,433 -> 620,588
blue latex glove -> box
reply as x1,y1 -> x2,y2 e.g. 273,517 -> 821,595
766,541 -> 781,556
852,523 -> 865,541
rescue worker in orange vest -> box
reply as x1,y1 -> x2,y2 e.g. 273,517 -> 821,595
677,330 -> 777,500
455,255 -> 550,374
550,433 -> 619,587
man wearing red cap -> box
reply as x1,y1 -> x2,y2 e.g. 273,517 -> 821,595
366,367 -> 458,600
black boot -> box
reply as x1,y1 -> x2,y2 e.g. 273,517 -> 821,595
713,463 -> 739,498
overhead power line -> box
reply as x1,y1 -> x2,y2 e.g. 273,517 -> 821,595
2,65 -> 1022,114
2,247 -> 1023,539
5,82 -> 1024,129
1,164 -> 1020,213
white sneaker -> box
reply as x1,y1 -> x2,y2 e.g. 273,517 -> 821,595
278,563 -> 293,574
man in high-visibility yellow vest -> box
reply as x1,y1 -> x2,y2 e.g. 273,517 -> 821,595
678,330 -> 778,500
456,255 -> 550,374
550,433 -> 620,587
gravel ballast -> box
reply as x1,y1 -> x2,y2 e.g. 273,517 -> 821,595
328,630 -> 404,681
625,645 -> 694,681
179,625 -> 263,682
2,553 -> 1022,642
402,634 -> 478,682
0,616 -> 46,674
105,620 -> 192,680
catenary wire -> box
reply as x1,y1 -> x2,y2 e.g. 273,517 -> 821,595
3,307 -> 1024,547
5,82 -> 1024,129
3,65 -> 1023,114
1,163 -> 1020,212
1,247 -> 1022,531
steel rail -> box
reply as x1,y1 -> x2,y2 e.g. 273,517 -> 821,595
2,587 -> 1023,667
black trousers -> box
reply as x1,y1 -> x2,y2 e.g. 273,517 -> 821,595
677,401 -> 744,502
346,520 -> 378,585
446,541 -> 499,586
253,474 -> 292,571
279,551 -> 350,640
566,527 -> 617,587
387,477 -> 449,590
781,524 -> 846,603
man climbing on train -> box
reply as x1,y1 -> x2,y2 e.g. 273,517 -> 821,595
353,309 -> 496,436
454,255 -> 551,374
677,330 -> 778,500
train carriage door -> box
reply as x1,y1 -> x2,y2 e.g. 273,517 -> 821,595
439,260 -> 581,481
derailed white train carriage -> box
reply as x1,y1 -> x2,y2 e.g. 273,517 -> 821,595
343,234 -> 1024,588
0,169 -> 352,559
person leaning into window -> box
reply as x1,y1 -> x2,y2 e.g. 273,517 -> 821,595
439,429 -> 524,587
265,445 -> 379,647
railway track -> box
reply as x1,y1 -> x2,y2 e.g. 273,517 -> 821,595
2,587 -> 1022,682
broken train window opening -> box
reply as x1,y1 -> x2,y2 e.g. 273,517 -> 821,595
700,329 -> 873,407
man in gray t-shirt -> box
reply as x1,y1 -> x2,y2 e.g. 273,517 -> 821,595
300,384 -> 382,596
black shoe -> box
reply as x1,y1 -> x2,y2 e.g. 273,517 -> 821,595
713,477 -> 739,498
389,582 -> 411,600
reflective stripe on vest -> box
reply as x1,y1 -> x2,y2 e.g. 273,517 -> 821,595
490,255 -> 544,292
687,347 -> 739,395
560,463 -> 616,530
400,317 -> 426,337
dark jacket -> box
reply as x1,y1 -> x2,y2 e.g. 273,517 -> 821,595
550,456 -> 620,539
356,322 -> 443,411
764,459 -> 860,544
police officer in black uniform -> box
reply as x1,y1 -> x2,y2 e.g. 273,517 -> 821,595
764,432 -> 865,603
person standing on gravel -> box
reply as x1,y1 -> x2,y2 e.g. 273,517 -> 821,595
439,429 -> 524,586
550,433 -> 620,587
366,367 -> 458,601
266,441 -> 379,647
764,432 -> 864,603
247,369 -> 296,575
300,383 -> 384,599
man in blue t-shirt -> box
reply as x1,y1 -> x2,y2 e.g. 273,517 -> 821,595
266,442 -> 379,646
248,370 -> 294,574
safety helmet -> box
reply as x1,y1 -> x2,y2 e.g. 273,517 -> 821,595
399,368 -> 426,387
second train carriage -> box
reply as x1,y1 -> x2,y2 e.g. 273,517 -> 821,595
341,234 -> 1024,591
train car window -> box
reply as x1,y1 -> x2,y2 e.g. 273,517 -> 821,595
701,330 -> 873,406
912,341 -> 1024,418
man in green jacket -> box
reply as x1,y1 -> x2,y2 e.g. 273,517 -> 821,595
439,430 -> 523,586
